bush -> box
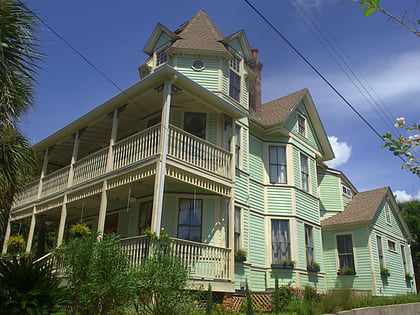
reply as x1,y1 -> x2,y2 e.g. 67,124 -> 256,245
135,246 -> 195,315
56,232 -> 137,315
6,235 -> 25,254
0,255 -> 69,314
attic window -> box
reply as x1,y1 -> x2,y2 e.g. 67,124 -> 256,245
298,114 -> 306,136
230,57 -> 240,72
156,50 -> 167,67
342,184 -> 352,197
385,202 -> 391,224
192,59 -> 204,71
229,56 -> 241,101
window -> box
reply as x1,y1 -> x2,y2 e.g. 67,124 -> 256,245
104,213 -> 119,234
156,50 -> 167,67
297,114 -> 306,136
376,235 -> 384,269
234,206 -> 241,252
384,202 -> 391,224
269,146 -> 287,184
336,234 -> 355,271
178,198 -> 202,242
388,240 -> 396,252
305,225 -> 314,266
401,244 -> 408,274
229,57 -> 241,101
184,112 -> 206,139
342,184 -> 352,197
272,220 -> 290,263
235,124 -> 241,167
192,59 -> 204,71
139,200 -> 152,235
300,154 -> 309,192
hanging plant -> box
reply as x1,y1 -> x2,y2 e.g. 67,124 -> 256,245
6,235 -> 26,254
69,223 -> 91,237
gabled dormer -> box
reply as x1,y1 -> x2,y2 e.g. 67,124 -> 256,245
138,10 -> 257,111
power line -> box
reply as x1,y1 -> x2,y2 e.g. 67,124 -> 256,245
19,1 -> 124,94
243,0 -> 386,142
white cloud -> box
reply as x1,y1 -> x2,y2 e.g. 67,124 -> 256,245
394,189 -> 420,203
325,136 -> 351,168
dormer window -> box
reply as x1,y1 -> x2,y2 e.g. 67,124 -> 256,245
229,56 -> 241,101
156,50 -> 167,67
342,184 -> 352,197
298,114 -> 306,136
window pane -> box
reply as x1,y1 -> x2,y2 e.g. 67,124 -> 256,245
269,147 -> 287,184
272,220 -> 290,263
178,198 -> 202,242
139,200 -> 152,234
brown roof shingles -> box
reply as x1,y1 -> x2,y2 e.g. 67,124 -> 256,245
171,10 -> 227,52
250,88 -> 307,126
322,187 -> 389,227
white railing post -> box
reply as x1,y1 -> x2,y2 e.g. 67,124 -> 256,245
26,209 -> 36,253
37,148 -> 50,198
56,196 -> 67,247
67,129 -> 81,188
106,108 -> 119,172
97,181 -> 108,239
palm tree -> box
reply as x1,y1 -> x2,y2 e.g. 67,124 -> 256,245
0,0 -> 42,126
0,0 -> 43,247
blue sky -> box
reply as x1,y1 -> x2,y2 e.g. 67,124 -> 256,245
23,0 -> 419,201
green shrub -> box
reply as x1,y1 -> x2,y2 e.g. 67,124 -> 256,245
68,222 -> 91,237
6,235 -> 25,254
56,232 -> 137,315
0,255 -> 69,314
206,283 -> 213,315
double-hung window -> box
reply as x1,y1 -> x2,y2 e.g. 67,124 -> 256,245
385,202 -> 391,224
336,234 -> 355,271
305,225 -> 314,266
138,200 -> 153,235
235,124 -> 241,167
229,57 -> 241,101
376,235 -> 384,269
178,198 -> 202,242
297,114 -> 306,136
401,244 -> 408,274
234,206 -> 241,252
156,49 -> 167,67
272,219 -> 290,264
300,154 -> 309,192
269,146 -> 287,184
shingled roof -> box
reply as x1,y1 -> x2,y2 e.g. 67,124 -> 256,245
171,10 -> 228,52
322,186 -> 390,227
250,88 -> 307,126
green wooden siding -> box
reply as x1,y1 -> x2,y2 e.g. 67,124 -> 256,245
318,172 -> 342,212
249,135 -> 264,183
249,214 -> 266,267
234,171 -> 249,205
242,127 -> 249,172
322,226 -> 374,292
295,191 -> 319,224
207,112 -> 217,145
249,182 -> 264,213
373,201 -> 405,238
176,57 -> 219,91
170,109 -> 182,127
162,196 -> 176,237
266,187 -> 292,215
250,269 -> 266,291
370,228 -> 415,295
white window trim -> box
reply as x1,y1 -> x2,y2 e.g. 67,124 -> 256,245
228,53 -> 243,103
268,146 -> 288,185
334,232 -> 357,273
297,113 -> 306,137
300,153 -> 310,193
387,239 -> 397,252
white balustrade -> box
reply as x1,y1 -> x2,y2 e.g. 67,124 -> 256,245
13,181 -> 39,207
41,166 -> 70,197
72,147 -> 108,185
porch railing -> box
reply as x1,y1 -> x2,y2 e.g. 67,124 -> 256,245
13,124 -> 232,208
120,236 -> 231,281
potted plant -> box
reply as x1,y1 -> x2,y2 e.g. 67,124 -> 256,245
69,223 -> 91,237
380,267 -> 390,277
339,267 -> 356,276
272,259 -> 295,269
6,235 -> 26,254
234,248 -> 247,262
307,261 -> 320,272
405,273 -> 413,281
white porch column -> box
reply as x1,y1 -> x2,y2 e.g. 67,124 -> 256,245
37,148 -> 50,198
97,181 -> 108,239
67,129 -> 81,187
228,124 -> 236,279
26,209 -> 36,253
56,196 -> 67,247
106,108 -> 120,172
151,76 -> 177,237
2,220 -> 11,253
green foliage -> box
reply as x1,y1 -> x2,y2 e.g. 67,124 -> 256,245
0,255 -> 69,314
68,222 -> 91,237
6,234 -> 25,254
399,200 -> 420,273
360,0 -> 380,16
206,284 -> 213,315
234,248 -> 247,257
380,267 -> 390,276
271,275 -> 282,314
244,280 -> 254,315
134,247 -> 194,315
56,232 -> 138,315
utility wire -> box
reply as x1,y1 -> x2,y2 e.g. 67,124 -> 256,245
244,0 -> 385,142
19,1 -> 124,93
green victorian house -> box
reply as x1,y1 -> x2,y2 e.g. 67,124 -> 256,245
4,10 -> 416,297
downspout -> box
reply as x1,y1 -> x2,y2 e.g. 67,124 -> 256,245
152,75 -> 177,237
